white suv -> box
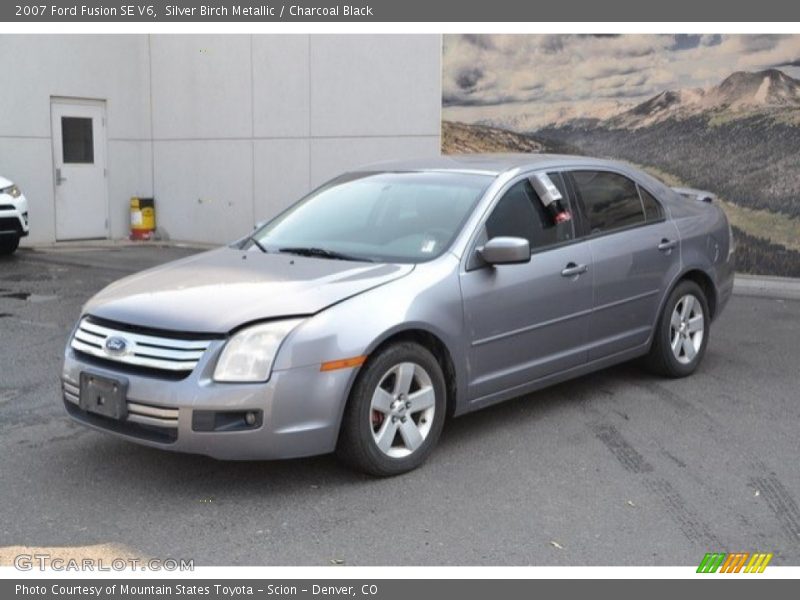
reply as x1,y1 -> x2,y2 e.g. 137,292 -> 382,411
0,175 -> 29,255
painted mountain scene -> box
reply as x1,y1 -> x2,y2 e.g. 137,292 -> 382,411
442,35 -> 800,277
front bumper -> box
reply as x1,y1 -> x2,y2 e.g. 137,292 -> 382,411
61,342 -> 356,460
0,192 -> 29,237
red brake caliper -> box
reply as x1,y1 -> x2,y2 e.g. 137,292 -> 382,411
372,410 -> 384,429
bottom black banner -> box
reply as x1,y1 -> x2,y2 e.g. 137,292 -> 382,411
3,579 -> 795,600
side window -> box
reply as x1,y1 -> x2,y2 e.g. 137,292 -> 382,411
547,171 -> 569,203
638,185 -> 664,222
571,171 -> 645,234
485,177 -> 573,250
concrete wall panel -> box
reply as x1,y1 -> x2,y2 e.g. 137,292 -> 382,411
310,35 -> 441,137
107,141 -> 153,239
0,138 -> 55,245
253,35 -> 310,138
0,35 -> 150,140
310,136 -> 441,187
153,140 -> 253,244
254,139 -> 310,223
150,35 -> 252,140
0,34 -> 442,246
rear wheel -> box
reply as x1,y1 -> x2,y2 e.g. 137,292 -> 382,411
0,235 -> 19,256
644,280 -> 709,377
336,342 -> 446,476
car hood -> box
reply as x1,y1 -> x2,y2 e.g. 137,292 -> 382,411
0,175 -> 13,189
84,247 -> 415,333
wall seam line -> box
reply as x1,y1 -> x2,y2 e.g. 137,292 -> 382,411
307,34 -> 312,191
250,34 -> 256,226
148,34 -> 155,217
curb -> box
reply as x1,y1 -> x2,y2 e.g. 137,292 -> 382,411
21,239 -> 215,253
733,274 -> 800,301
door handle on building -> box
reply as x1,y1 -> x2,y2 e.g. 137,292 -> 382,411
55,168 -> 67,186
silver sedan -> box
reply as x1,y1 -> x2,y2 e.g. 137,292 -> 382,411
62,154 -> 734,476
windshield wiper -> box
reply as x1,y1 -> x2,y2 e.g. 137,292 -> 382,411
278,247 -> 373,262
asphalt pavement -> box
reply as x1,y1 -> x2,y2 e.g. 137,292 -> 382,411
1,245 -> 799,566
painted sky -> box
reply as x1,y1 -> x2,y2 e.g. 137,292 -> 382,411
442,34 -> 800,129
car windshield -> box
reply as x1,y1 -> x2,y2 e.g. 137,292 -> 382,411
247,171 -> 493,263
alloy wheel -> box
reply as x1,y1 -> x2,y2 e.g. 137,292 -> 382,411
369,362 -> 436,458
670,294 -> 705,365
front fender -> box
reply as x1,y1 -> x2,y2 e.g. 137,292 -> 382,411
272,255 -> 469,410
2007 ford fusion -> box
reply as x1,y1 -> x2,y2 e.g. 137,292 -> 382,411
62,154 -> 734,476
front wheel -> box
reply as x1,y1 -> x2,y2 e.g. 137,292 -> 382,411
336,342 -> 446,477
0,235 -> 20,256
644,280 -> 710,378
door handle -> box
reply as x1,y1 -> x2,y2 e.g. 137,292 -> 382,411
658,238 -> 677,252
55,168 -> 67,186
561,262 -> 588,277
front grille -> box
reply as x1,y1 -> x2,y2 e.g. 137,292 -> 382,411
63,379 -> 179,443
0,217 -> 21,234
63,379 -> 80,404
70,317 -> 213,374
0,204 -> 14,211
127,401 -> 179,429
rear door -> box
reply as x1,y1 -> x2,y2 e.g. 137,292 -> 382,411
460,172 -> 593,404
567,170 -> 681,360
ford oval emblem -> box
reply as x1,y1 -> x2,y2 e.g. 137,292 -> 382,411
105,336 -> 129,355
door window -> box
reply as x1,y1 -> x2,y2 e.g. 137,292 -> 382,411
61,117 -> 94,164
570,171 -> 645,234
638,185 -> 664,222
485,176 -> 574,251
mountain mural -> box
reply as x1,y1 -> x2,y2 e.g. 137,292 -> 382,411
442,34 -> 800,277
441,121 -> 570,154
603,69 -> 800,129
533,69 -> 800,216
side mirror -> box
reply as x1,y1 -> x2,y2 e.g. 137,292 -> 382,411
478,237 -> 530,265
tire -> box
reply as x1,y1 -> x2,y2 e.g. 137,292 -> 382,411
0,235 -> 20,256
336,341 -> 446,477
644,280 -> 710,378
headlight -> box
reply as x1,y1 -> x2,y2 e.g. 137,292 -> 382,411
213,319 -> 303,383
2,184 -> 21,198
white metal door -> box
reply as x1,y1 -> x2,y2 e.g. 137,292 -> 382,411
51,99 -> 108,240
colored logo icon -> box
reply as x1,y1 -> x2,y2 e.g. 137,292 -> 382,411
697,552 -> 773,573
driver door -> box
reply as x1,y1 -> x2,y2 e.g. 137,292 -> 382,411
460,173 -> 594,406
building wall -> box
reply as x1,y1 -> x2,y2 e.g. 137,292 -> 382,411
0,35 -> 152,245
0,34 -> 442,246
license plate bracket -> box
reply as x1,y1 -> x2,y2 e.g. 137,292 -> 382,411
79,372 -> 128,420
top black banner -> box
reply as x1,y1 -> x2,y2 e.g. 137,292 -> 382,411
3,0 -> 800,22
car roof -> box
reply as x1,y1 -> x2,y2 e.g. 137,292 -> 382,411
357,153 -> 629,176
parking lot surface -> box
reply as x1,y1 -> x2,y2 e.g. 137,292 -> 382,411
1,245 -> 799,566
